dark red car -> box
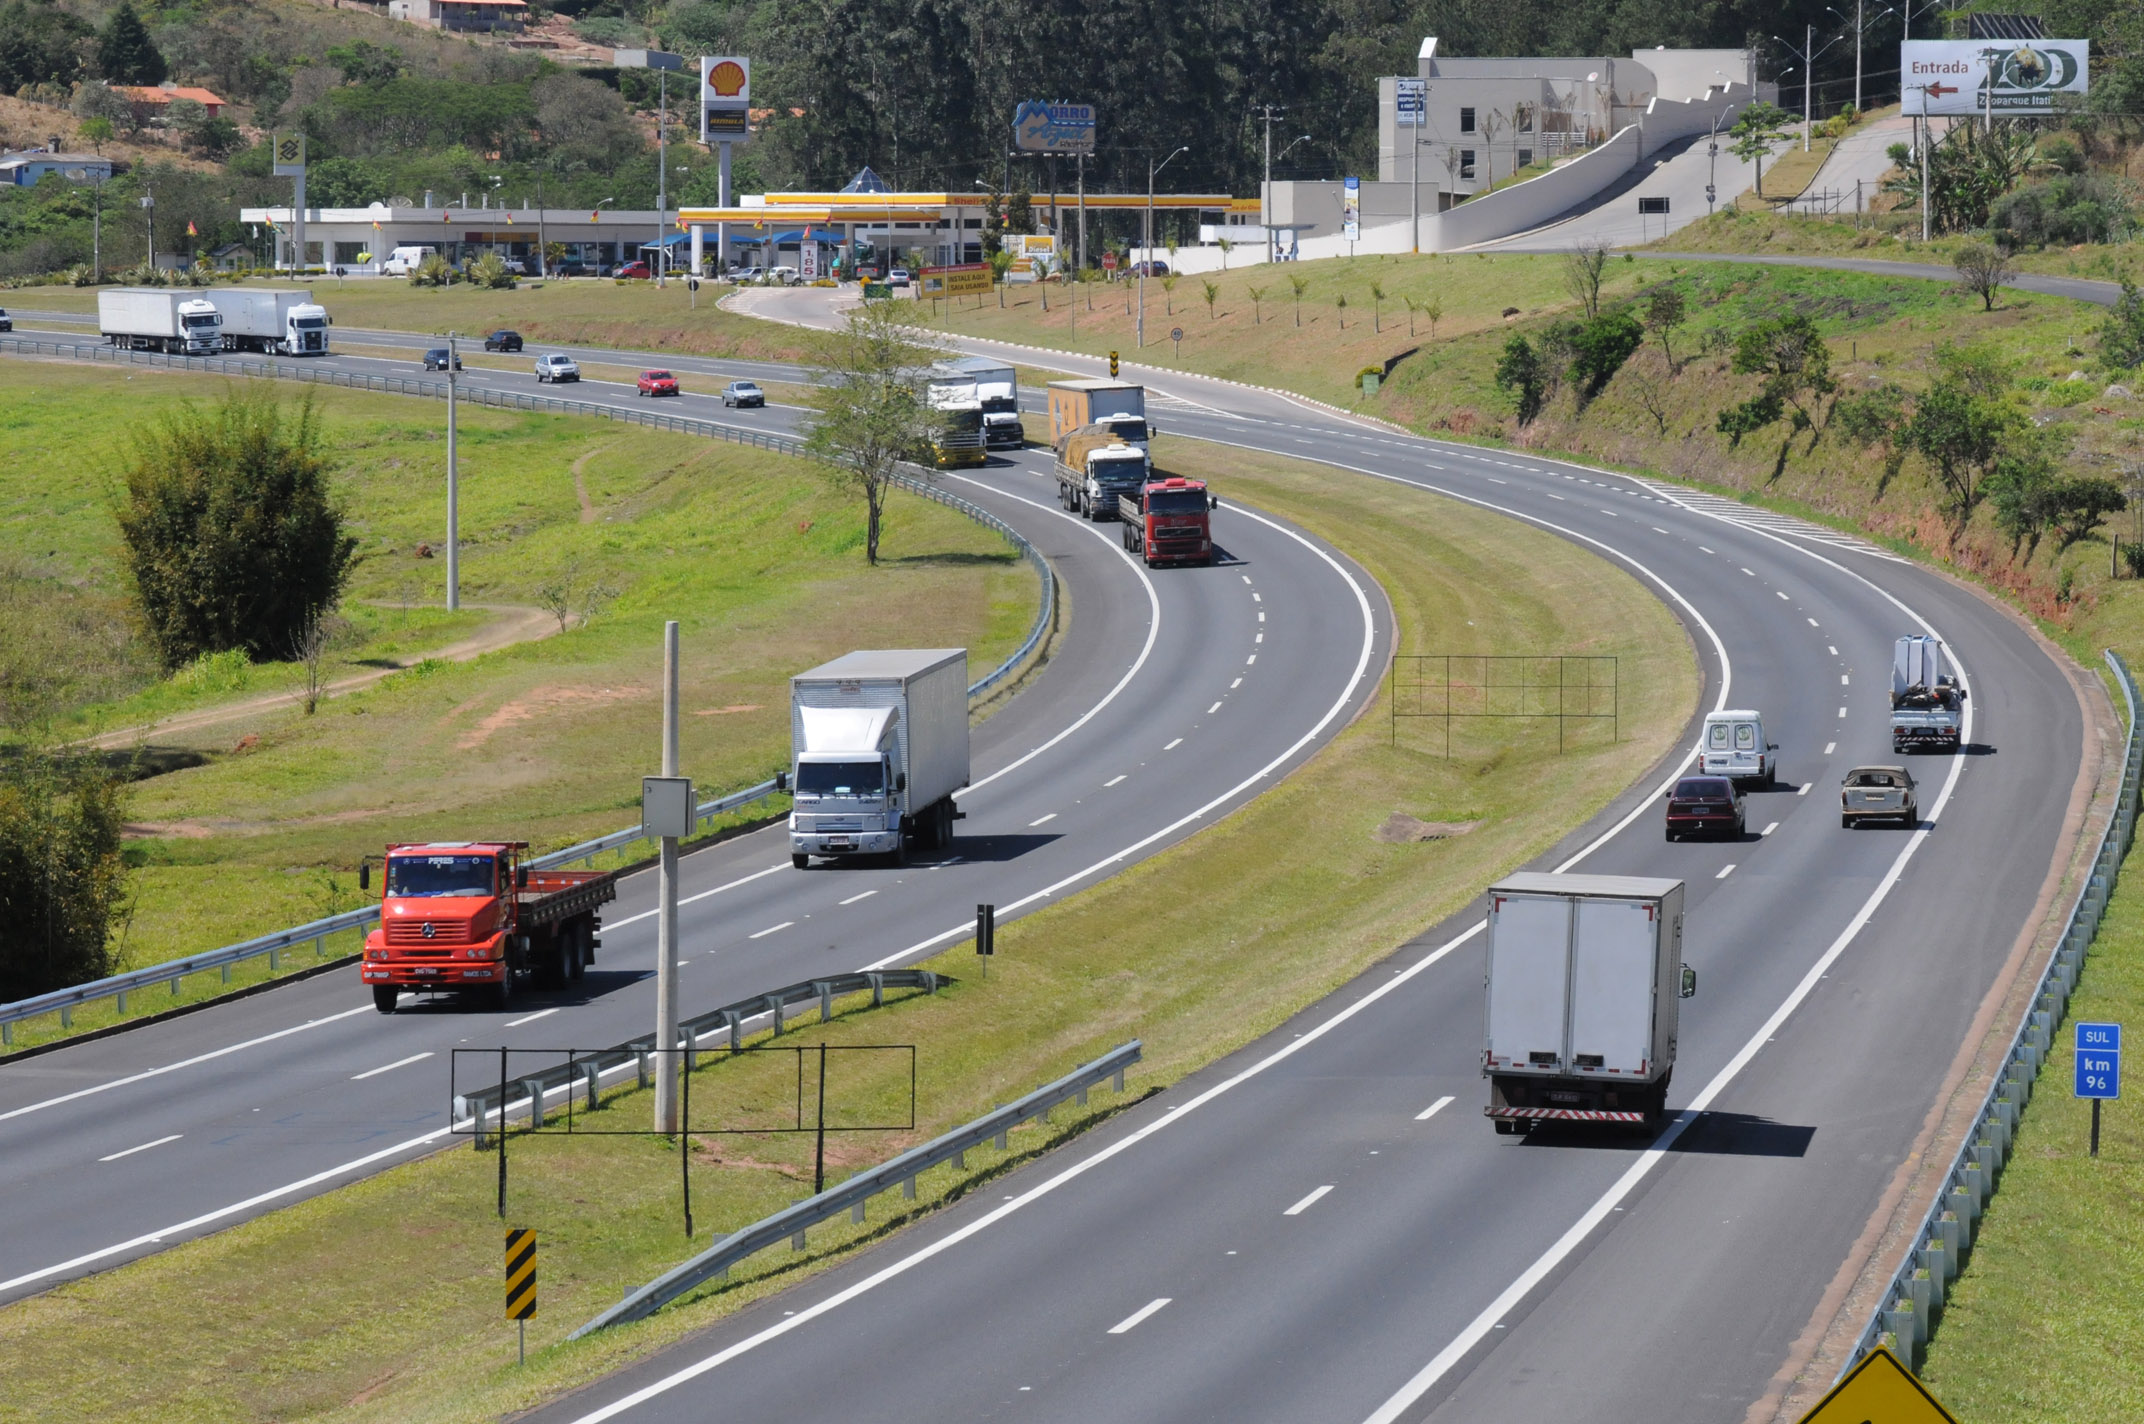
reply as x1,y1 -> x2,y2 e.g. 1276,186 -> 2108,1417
1665,775 -> 1745,841
637,369 -> 680,397
617,260 -> 653,279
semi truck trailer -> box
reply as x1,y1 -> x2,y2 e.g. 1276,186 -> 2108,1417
1047,378 -> 1145,446
1891,634 -> 1965,751
359,841 -> 617,1013
97,288 -> 222,355
206,288 -> 331,355
1482,872 -> 1695,1133
790,649 -> 970,867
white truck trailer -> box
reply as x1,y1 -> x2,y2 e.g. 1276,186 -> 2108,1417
1890,634 -> 1965,752
933,357 -> 1023,449
1483,872 -> 1694,1133
97,288 -> 222,355
206,288 -> 331,355
790,649 -> 970,867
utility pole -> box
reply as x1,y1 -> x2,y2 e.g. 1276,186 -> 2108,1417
1773,26 -> 1844,151
140,190 -> 154,268
446,333 -> 460,612
1141,145 -> 1187,349
535,173 -> 547,279
1254,104 -> 1283,266
653,621 -> 683,1135
657,66 -> 668,285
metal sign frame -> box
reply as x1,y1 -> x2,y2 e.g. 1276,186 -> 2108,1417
1389,654 -> 1618,757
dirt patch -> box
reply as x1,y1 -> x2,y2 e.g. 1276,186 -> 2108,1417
569,443 -> 613,524
456,684 -> 645,751
1374,813 -> 1483,843
693,704 -> 762,717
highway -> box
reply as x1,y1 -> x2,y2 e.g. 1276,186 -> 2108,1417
0,328 -> 1389,1303
0,291 -> 2099,1424
511,291 -> 2091,1424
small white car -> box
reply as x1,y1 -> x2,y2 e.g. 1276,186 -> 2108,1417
768,264 -> 801,285
889,268 -> 912,287
1699,710 -> 1778,788
1841,765 -> 1918,828
534,353 -> 581,383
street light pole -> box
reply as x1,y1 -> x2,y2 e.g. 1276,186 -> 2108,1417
1140,145 -> 1187,350
1254,104 -> 1283,266
446,333 -> 459,612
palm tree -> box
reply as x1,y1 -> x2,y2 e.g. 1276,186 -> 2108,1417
1248,285 -> 1266,325
1202,279 -> 1220,319
1288,273 -> 1309,326
1335,293 -> 1349,330
1403,295 -> 1419,336
1423,294 -> 1444,338
1370,282 -> 1386,333
1217,237 -> 1234,271
1161,273 -> 1178,316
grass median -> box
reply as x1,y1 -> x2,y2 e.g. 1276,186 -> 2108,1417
0,435 -> 1698,1424
1,360 -> 1033,1052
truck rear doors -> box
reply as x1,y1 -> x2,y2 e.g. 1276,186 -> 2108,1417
1487,892 -> 1660,1076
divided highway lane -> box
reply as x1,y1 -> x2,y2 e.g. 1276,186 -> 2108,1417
0,394 -> 1388,1302
529,314 -> 2086,1424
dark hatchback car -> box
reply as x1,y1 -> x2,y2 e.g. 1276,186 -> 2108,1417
421,348 -> 462,371
484,329 -> 523,352
1665,775 -> 1745,841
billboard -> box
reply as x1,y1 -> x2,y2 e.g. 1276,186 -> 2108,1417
1396,78 -> 1427,127
701,56 -> 751,141
271,132 -> 305,177
921,264 -> 993,297
1343,176 -> 1360,241
1013,101 -> 1097,155
1902,39 -> 2088,115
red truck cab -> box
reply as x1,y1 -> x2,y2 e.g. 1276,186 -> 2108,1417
1118,476 -> 1217,567
360,842 -> 616,1013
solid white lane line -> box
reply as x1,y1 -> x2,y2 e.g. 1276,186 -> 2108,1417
1716,864 -> 1736,879
1825,741 -> 1837,754
748,922 -> 794,940
1284,1185 -> 1335,1216
504,1009 -> 558,1028
606,862 -> 788,930
838,890 -> 878,905
1416,1096 -> 1456,1121
0,1005 -> 374,1125
1208,702 -> 1223,714
1029,814 -> 1058,827
1164,738 -> 1184,750
351,1051 -> 435,1080
1109,1298 -> 1173,1335
1103,775 -> 1128,787
99,1135 -> 181,1163
1761,822 -> 1779,836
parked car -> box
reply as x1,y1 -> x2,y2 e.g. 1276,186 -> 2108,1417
554,259 -> 591,277
502,257 -> 528,276
422,348 -> 462,372
722,380 -> 764,408
1840,765 -> 1918,828
888,268 -> 912,287
729,264 -> 765,283
768,264 -> 801,285
616,261 -> 653,280
1128,260 -> 1170,277
484,329 -> 523,352
853,264 -> 883,281
1664,775 -> 1745,841
534,353 -> 581,384
0,308 -> 12,332
637,369 -> 680,397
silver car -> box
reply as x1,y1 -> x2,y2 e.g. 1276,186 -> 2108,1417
1840,765 -> 1917,828
534,353 -> 581,384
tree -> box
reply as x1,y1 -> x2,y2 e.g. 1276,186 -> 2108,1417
1247,284 -> 1265,325
95,1 -> 164,85
1422,294 -> 1443,338
78,116 -> 114,153
71,80 -> 136,134
1569,309 -> 1643,399
1289,272 -> 1309,327
1562,241 -> 1611,318
1723,313 -> 1836,434
1952,240 -> 2013,312
324,39 -> 405,87
1495,334 -> 1546,424
1643,285 -> 1688,369
2102,279 -> 2144,370
988,249 -> 1014,306
803,300 -> 936,567
1335,292 -> 1348,329
1728,102 -> 1793,199
188,116 -> 240,161
1369,281 -> 1385,333
532,73 -> 642,174
113,390 -> 357,668
1160,273 -> 1177,316
1201,278 -> 1219,319
1905,366 -> 2022,535
0,755 -> 130,1000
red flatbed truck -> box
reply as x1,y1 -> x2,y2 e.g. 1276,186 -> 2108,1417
359,841 -> 618,1013
1117,475 -> 1218,567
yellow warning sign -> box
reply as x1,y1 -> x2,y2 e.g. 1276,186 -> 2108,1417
1795,1348 -> 1959,1424
505,1227 -> 537,1321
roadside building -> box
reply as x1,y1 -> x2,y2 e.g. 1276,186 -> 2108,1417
0,151 -> 115,186
386,0 -> 526,32
115,83 -> 228,120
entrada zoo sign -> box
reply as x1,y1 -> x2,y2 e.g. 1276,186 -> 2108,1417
1902,38 -> 2089,114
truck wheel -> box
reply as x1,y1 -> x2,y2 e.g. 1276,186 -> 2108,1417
569,923 -> 588,982
372,985 -> 399,1015
534,936 -> 565,991
1841,813 -> 1853,828
490,977 -> 512,1012
792,852 -> 810,870
1493,1118 -> 1519,1135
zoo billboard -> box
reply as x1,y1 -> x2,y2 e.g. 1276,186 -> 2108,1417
1901,39 -> 2088,115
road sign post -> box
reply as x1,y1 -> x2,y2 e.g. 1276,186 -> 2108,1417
505,1227 -> 537,1363
976,902 -> 995,979
2075,1021 -> 2120,1158
1170,325 -> 1183,359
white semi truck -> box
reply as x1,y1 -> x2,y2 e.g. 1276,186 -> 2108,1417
1890,634 -> 1965,752
1483,872 -> 1695,1134
205,288 -> 331,355
97,288 -> 222,355
789,649 -> 970,868
933,357 -> 1023,449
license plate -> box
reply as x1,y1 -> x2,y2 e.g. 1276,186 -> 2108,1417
411,967 -> 438,977
827,838 -> 853,849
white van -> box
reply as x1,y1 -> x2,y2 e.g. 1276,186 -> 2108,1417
1700,710 -> 1778,787
382,245 -> 438,276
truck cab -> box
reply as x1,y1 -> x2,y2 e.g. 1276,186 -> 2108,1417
1057,431 -> 1152,520
792,710 -> 904,860
1118,476 -> 1217,567
285,304 -> 329,355
923,377 -> 987,468
1698,710 -> 1777,787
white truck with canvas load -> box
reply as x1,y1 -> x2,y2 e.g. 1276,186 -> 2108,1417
790,649 -> 970,867
1483,873 -> 1695,1134
1891,634 -> 1965,752
1697,709 -> 1778,787
97,288 -> 222,355
933,357 -> 1023,449
205,288 -> 330,355
1054,426 -> 1153,520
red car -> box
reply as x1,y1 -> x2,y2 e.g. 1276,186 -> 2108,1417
617,260 -> 653,279
637,369 -> 680,397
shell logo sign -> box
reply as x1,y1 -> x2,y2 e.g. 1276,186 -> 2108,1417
701,55 -> 751,141
705,60 -> 747,98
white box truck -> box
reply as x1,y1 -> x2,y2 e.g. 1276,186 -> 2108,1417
1890,634 -> 1965,752
206,288 -> 331,355
97,288 -> 222,355
790,649 -> 969,868
933,357 -> 1023,449
1483,872 -> 1694,1133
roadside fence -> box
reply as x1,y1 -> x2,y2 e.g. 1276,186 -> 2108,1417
1842,650 -> 2142,1373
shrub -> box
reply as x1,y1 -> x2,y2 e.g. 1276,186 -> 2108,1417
1989,173 -> 2134,247
1569,309 -> 1643,398
0,755 -> 129,1000
113,389 -> 357,668
1495,334 -> 1547,424
410,252 -> 456,287
468,251 -> 516,290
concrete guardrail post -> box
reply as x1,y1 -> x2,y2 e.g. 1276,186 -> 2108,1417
524,1078 -> 546,1128
816,981 -> 833,1023
725,1009 -> 742,1051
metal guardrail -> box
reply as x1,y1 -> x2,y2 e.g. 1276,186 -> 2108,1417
1842,650 -> 2142,1373
452,967 -> 944,1142
0,339 -> 1057,1046
569,1039 -> 1142,1336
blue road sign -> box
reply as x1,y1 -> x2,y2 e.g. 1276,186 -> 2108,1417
2076,1021 -> 2121,1100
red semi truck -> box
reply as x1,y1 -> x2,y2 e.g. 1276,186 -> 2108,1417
1116,475 -> 1218,567
359,841 -> 617,1013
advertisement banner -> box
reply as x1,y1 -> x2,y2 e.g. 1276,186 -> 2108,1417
1012,101 -> 1097,155
701,56 -> 751,141
1396,78 -> 1427,127
1343,176 -> 1360,241
1902,39 -> 2088,114
921,264 -> 993,297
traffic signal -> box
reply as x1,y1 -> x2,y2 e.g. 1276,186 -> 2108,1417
1109,350 -> 1119,378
